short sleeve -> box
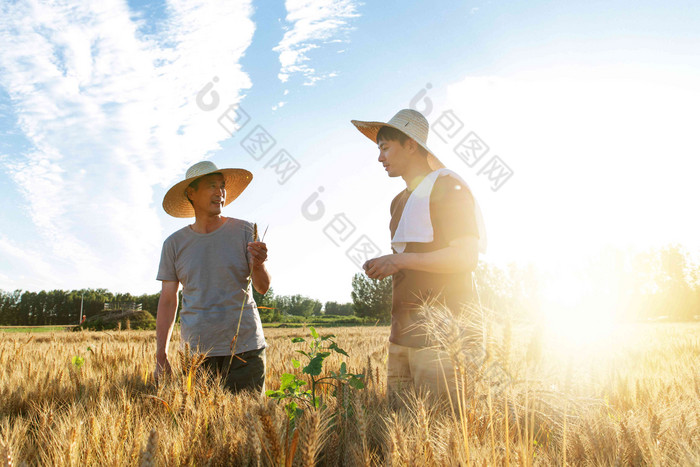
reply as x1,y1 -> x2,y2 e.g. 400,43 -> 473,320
430,175 -> 479,243
156,237 -> 178,282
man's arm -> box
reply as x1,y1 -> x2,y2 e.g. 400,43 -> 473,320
248,241 -> 271,294
363,236 -> 479,280
154,280 -> 179,379
366,175 -> 480,281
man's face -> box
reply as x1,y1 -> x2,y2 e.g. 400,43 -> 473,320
187,173 -> 226,216
377,137 -> 411,178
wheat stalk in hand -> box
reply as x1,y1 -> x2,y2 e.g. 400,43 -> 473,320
230,223 -> 268,359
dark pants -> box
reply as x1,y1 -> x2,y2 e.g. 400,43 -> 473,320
202,347 -> 266,395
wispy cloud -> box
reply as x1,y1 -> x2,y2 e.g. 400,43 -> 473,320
0,233 -> 57,291
0,0 -> 255,292
274,0 -> 359,84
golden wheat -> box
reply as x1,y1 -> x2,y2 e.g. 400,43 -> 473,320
0,323 -> 698,465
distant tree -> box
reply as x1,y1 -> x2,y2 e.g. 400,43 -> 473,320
324,301 -> 355,316
135,292 -> 161,317
278,294 -> 317,318
0,291 -> 7,325
351,273 -> 391,322
253,287 -> 276,309
253,287 -> 282,322
473,261 -> 544,320
312,300 -> 323,316
46,289 -> 68,323
0,290 -> 21,325
578,245 -> 700,321
655,245 -> 698,320
18,291 -> 36,325
324,301 -> 338,315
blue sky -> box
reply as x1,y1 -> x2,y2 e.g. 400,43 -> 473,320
1,0 -> 699,305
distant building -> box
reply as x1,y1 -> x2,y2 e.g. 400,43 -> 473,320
103,302 -> 142,312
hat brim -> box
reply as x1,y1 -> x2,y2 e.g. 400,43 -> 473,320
162,168 -> 253,218
351,119 -> 445,170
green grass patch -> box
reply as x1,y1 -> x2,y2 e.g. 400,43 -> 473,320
261,315 -> 386,328
0,326 -> 72,333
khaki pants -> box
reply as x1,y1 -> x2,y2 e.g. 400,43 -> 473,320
387,342 -> 459,404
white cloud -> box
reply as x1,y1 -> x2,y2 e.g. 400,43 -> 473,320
0,0 -> 255,292
273,0 -> 358,85
0,234 -> 57,290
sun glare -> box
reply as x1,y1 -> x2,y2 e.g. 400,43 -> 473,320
541,276 -> 618,346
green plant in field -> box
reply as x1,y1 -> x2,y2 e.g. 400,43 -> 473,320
71,355 -> 85,369
266,326 -> 364,421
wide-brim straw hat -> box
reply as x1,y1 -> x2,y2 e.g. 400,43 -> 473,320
351,108 -> 445,170
162,161 -> 252,218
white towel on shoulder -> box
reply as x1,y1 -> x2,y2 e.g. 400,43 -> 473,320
391,168 -> 487,254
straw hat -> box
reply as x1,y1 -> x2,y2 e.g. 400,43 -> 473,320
351,109 -> 445,170
162,161 -> 252,218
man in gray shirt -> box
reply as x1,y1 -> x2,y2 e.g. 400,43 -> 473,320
155,160 -> 271,394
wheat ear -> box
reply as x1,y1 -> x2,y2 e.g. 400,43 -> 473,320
139,429 -> 158,467
1,437 -> 14,467
300,410 -> 323,467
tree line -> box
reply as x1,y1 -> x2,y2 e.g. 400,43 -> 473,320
0,286 -> 365,326
1,245 -> 698,326
0,289 -> 161,326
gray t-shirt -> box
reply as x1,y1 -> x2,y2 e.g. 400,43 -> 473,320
157,217 -> 266,356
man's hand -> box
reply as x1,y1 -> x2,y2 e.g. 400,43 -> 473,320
155,280 -> 178,384
249,242 -> 271,294
363,254 -> 402,280
153,357 -> 172,383
247,241 -> 268,269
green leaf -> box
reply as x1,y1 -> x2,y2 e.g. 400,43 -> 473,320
303,353 -> 329,376
284,401 -> 299,421
296,350 -> 310,358
280,373 -> 298,391
349,377 -> 365,390
291,359 -> 301,368
329,342 -> 349,356
71,356 -> 84,369
340,362 -> 347,375
295,380 -> 307,388
309,326 -> 319,339
291,337 -> 305,343
293,406 -> 304,422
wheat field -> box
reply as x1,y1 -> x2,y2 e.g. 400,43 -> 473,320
0,320 -> 699,466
